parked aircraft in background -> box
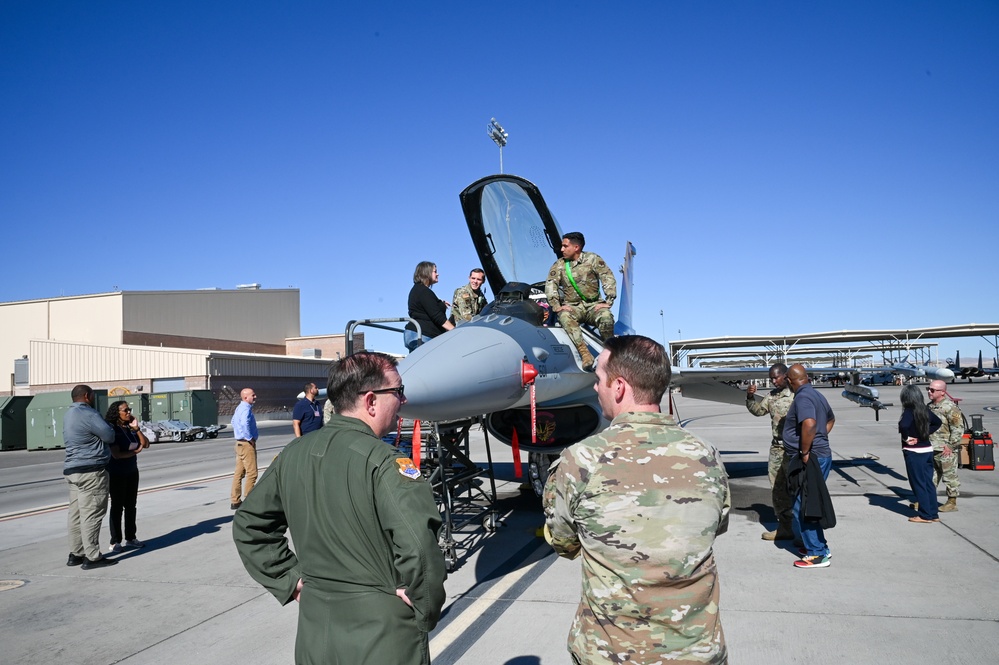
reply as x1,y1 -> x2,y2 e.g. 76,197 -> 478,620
947,351 -> 999,382
886,359 -> 954,382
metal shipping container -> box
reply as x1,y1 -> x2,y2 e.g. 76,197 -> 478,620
26,390 -> 109,451
0,396 -> 32,450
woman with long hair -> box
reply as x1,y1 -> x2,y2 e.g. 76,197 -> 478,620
898,385 -> 942,523
104,400 -> 150,551
404,261 -> 454,351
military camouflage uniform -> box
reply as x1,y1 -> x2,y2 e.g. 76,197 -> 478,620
929,397 -> 963,498
451,283 -> 486,323
747,386 -> 794,536
543,411 -> 730,665
545,252 -> 617,355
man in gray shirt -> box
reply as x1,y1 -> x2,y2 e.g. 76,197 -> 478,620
63,385 -> 117,569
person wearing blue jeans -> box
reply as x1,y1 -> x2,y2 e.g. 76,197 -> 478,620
791,455 -> 833,556
782,364 -> 836,569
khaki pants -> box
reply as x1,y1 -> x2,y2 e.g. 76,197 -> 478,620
231,440 -> 258,504
67,469 -> 109,561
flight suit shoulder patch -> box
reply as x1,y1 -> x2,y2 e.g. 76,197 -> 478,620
396,457 -> 421,480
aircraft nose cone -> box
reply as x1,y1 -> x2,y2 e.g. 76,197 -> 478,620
398,324 -> 529,421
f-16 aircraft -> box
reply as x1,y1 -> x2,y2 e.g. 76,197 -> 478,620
395,174 -> 889,492
947,350 -> 999,382
886,359 -> 954,382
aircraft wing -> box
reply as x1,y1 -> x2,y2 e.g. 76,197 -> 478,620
672,366 -> 770,406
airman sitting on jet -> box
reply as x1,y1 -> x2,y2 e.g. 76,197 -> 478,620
544,231 -> 616,370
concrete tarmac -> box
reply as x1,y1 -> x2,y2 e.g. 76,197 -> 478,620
1,382 -> 998,664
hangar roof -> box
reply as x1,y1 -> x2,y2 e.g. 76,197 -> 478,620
670,324 -> 999,367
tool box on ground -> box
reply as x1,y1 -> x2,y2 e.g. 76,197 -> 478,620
968,414 -> 994,471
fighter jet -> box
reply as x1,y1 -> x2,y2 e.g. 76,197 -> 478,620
886,359 -> 954,382
947,350 -> 999,382
395,175 -> 623,491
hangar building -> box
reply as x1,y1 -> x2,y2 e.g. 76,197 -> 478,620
0,289 -> 360,417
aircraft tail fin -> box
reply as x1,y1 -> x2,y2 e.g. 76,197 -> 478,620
614,241 -> 637,336
978,350 -> 984,370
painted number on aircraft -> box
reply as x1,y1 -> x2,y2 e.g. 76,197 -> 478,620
552,345 -> 568,354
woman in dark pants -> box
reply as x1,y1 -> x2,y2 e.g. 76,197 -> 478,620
104,400 -> 149,551
898,385 -> 942,523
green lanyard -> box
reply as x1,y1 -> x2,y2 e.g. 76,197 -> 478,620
564,260 -> 593,302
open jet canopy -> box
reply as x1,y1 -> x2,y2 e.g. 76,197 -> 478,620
459,175 -> 564,296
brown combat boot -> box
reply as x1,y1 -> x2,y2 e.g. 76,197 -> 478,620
938,497 -> 958,512
576,343 -> 595,371
761,530 -> 794,541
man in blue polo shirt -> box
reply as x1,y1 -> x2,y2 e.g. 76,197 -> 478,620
292,382 -> 323,438
782,364 -> 836,569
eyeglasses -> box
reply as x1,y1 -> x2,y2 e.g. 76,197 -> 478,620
120,407 -> 132,412
927,389 -> 941,393
359,385 -> 406,397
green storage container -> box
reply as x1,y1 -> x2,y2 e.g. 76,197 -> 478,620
150,393 -> 171,422
170,390 -> 218,426
117,393 -> 150,422
0,396 -> 31,451
26,390 -> 109,451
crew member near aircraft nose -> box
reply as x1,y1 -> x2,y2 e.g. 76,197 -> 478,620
544,335 -> 730,664
746,363 -> 795,542
405,261 -> 454,351
544,231 -> 617,371
230,388 -> 258,510
450,267 -> 487,324
232,352 -> 446,665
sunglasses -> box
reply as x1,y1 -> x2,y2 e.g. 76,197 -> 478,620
359,385 -> 405,397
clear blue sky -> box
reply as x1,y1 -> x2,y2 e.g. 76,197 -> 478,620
3,2 -> 997,360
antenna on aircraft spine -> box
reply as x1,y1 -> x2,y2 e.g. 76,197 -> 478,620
487,118 -> 509,173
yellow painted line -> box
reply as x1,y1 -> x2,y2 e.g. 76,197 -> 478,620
429,540 -> 547,659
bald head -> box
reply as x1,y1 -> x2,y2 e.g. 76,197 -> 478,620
240,388 -> 257,404
928,379 -> 947,403
787,364 -> 810,392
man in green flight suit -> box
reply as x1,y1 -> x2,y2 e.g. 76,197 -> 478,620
233,352 -> 446,665
544,231 -> 617,371
544,335 -> 730,664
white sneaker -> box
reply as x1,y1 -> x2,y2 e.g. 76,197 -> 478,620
109,543 -> 123,553
124,539 -> 145,549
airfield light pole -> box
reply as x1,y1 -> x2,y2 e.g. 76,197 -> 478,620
487,118 -> 509,173
659,310 -> 666,346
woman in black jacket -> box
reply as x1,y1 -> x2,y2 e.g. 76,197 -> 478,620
404,261 -> 454,351
104,400 -> 150,551
898,385 -> 942,523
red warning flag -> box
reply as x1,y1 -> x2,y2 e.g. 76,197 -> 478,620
511,427 -> 523,478
412,419 -> 421,470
